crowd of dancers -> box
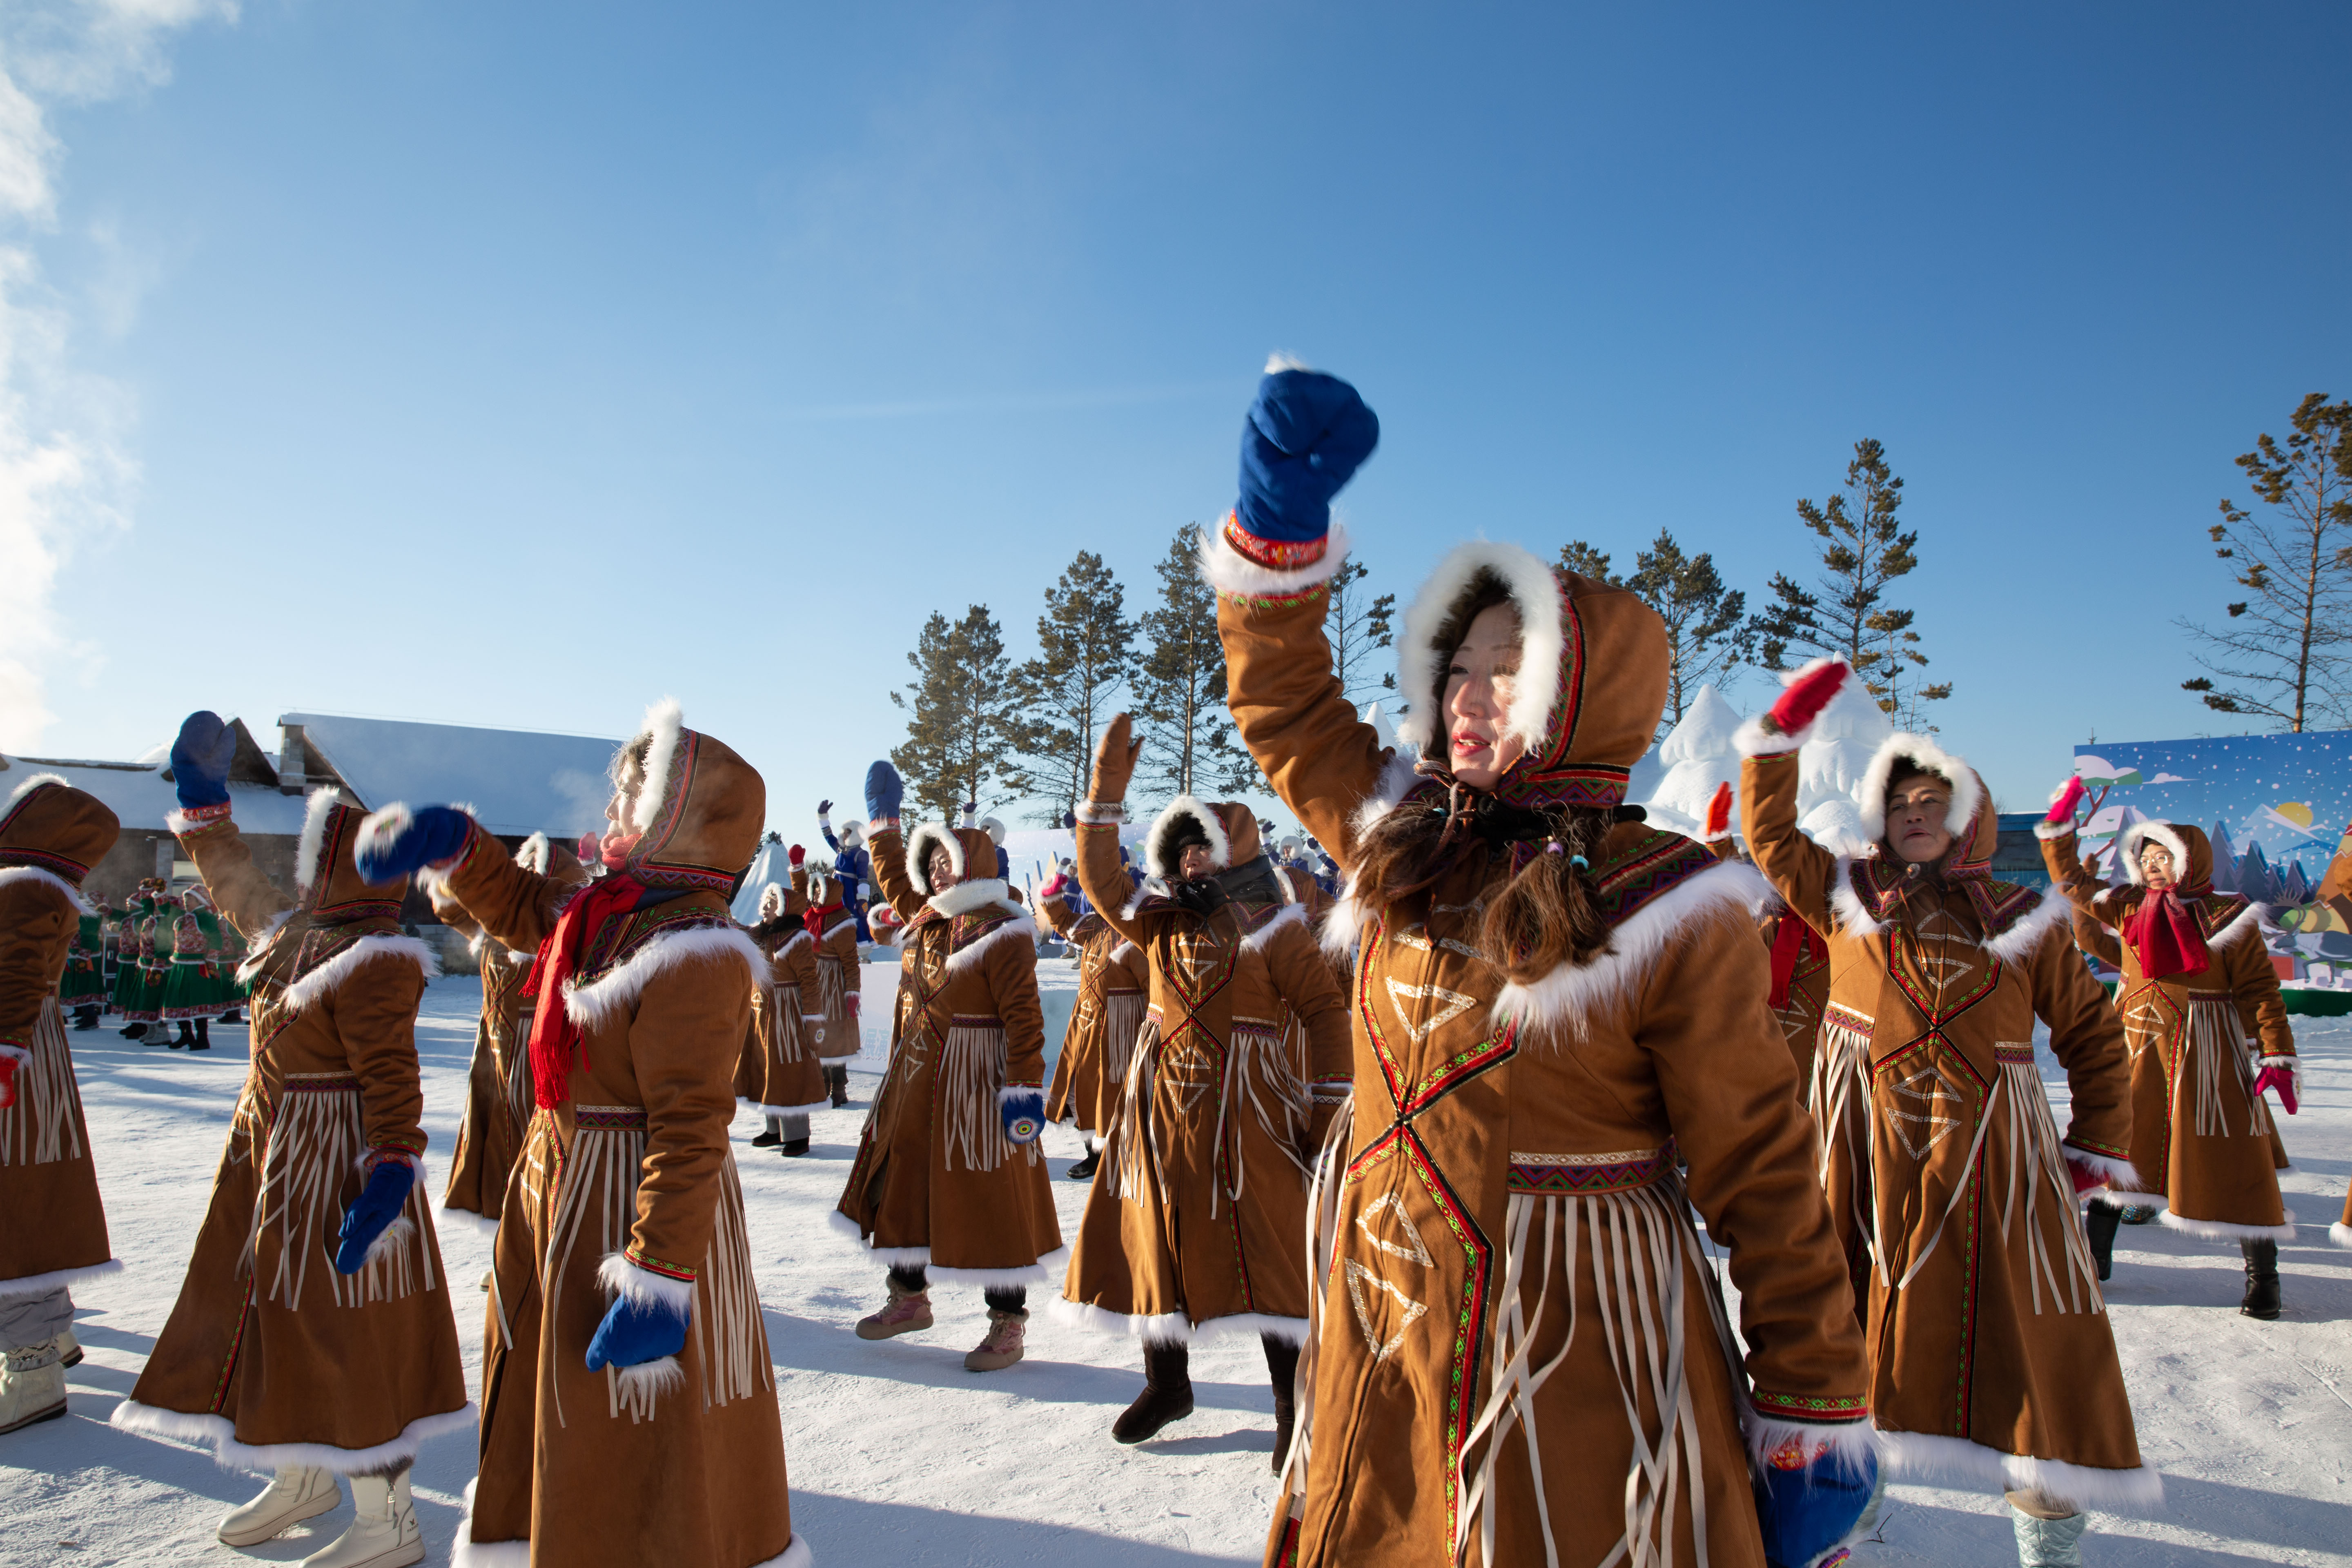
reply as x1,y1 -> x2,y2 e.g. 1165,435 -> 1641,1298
1,360 -> 2345,1568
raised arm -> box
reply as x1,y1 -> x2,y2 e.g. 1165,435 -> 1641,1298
173,811 -> 296,943
1737,750 -> 1838,939
439,821 -> 573,953
1074,714 -> 1150,947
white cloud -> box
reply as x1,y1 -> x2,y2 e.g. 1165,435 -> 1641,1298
0,0 -> 236,749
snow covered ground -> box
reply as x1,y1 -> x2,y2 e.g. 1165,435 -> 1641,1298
7,956 -> 2350,1566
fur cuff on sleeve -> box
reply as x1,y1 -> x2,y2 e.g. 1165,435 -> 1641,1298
2062,1145 -> 2141,1191
1196,517 -> 1355,599
1733,715 -> 1807,758
1073,801 -> 1125,824
1740,1406 -> 1877,1478
2033,820 -> 2076,842
598,1252 -> 697,1318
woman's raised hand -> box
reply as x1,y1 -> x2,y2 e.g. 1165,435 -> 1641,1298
1090,714 -> 1143,805
1227,362 -> 1379,566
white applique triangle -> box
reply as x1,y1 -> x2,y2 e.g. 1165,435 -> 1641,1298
1383,978 -> 1477,1042
1343,1259 -> 1427,1362
1355,1191 -> 1436,1267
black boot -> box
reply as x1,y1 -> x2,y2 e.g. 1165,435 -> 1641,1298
2241,1239 -> 2281,1319
189,1019 -> 210,1052
121,1022 -> 146,1040
1066,1143 -> 1101,1182
169,1022 -> 191,1049
829,1065 -> 850,1109
73,1006 -> 98,1031
1263,1334 -> 1301,1474
1112,1343 -> 1195,1443
751,1116 -> 782,1148
2085,1204 -> 2120,1282
780,1138 -> 810,1157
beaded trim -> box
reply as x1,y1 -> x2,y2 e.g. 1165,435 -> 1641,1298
1222,513 -> 1330,571
1505,1140 -> 1675,1195
574,1104 -> 648,1131
1749,1389 -> 1870,1424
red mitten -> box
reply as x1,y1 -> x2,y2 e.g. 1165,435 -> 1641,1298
788,843 -> 806,867
2066,1157 -> 2105,1195
1702,781 -> 1733,840
2256,1062 -> 2300,1116
2044,776 -> 2087,826
0,1054 -> 19,1111
845,992 -> 861,1020
1768,659 -> 1846,738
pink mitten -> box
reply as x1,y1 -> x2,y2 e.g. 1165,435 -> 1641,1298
2044,776 -> 2087,826
0,1054 -> 18,1111
2256,1062 -> 2299,1116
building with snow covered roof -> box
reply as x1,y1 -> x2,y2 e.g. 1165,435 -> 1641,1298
5,710 -> 624,910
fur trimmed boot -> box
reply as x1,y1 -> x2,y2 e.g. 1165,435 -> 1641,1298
301,1469 -> 422,1568
2007,1494 -> 2087,1567
855,1278 -> 933,1341
2241,1239 -> 2282,1319
1113,1343 -> 1195,1443
964,1306 -> 1028,1372
218,1464 -> 339,1547
0,1336 -> 67,1435
2084,1204 -> 2120,1282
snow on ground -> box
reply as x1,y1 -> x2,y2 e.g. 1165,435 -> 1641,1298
7,958 -> 2351,1566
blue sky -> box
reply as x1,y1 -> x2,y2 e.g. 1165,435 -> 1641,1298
7,1 -> 2349,837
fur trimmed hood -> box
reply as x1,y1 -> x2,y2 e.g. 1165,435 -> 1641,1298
905,822 -> 996,899
1390,539 -> 1668,812
617,699 -> 765,895
280,933 -> 440,1014
1856,733 -> 1984,848
0,776 -> 117,890
1144,796 -> 1254,880
2119,819 -> 2208,891
293,788 -> 409,922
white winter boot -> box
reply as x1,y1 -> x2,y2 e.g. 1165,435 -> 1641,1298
218,1464 -> 340,1546
0,1336 -> 68,1434
301,1468 -> 423,1568
2008,1492 -> 2088,1568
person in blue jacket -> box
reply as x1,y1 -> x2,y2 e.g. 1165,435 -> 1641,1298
817,799 -> 873,940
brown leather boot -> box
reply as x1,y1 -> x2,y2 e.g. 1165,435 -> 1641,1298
1113,1343 -> 1194,1443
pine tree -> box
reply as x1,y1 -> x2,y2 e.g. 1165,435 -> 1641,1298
1628,530 -> 1749,736
890,604 -> 1029,820
1752,438 -> 1952,727
2180,394 -> 2352,731
1013,552 -> 1135,824
1557,541 -> 1624,585
1327,557 -> 1398,706
1132,527 -> 1258,803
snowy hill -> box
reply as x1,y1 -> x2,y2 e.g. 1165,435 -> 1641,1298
1642,685 -> 1742,836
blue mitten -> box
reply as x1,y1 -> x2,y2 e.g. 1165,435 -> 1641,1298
170,711 -> 238,811
864,761 -> 904,823
586,1294 -> 689,1372
1754,1437 -> 1878,1568
334,1158 -> 416,1274
1001,1087 -> 1045,1145
1234,365 -> 1380,557
354,804 -> 474,883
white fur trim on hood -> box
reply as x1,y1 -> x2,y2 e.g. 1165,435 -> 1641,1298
905,821 -> 965,898
1393,539 -> 1564,759
4,771 -> 69,808
1239,901 -> 1309,953
927,877 -> 1011,918
1195,517 -> 1356,600
564,925 -> 767,1033
0,864 -> 92,915
597,1251 -> 698,1317
296,786 -> 347,895
280,934 -> 439,1014
1826,856 -> 1887,938
630,697 -> 686,835
1145,795 -> 1230,878
111,1399 -> 476,1478
1856,733 -> 1980,844
2118,820 -> 2194,886
1492,861 -> 1774,1039
838,819 -> 865,848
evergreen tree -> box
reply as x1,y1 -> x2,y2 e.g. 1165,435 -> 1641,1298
1628,530 -> 1749,736
1013,551 -> 1135,824
1132,527 -> 1258,803
1753,438 -> 1951,727
1557,540 -> 1625,586
890,604 -> 1028,820
1328,557 -> 1399,706
2180,393 -> 2352,731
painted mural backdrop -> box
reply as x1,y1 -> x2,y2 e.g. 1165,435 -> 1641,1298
2071,731 -> 2352,960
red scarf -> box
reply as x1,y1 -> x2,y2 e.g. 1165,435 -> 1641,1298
1767,912 -> 1826,1009
2122,886 -> 2210,982
802,899 -> 842,938
522,870 -> 644,1109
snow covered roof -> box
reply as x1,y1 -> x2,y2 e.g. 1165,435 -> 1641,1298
280,711 -> 622,839
0,755 -> 310,835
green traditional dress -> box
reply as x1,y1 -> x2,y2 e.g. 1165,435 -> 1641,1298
59,911 -> 108,1011
159,902 -> 221,1020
